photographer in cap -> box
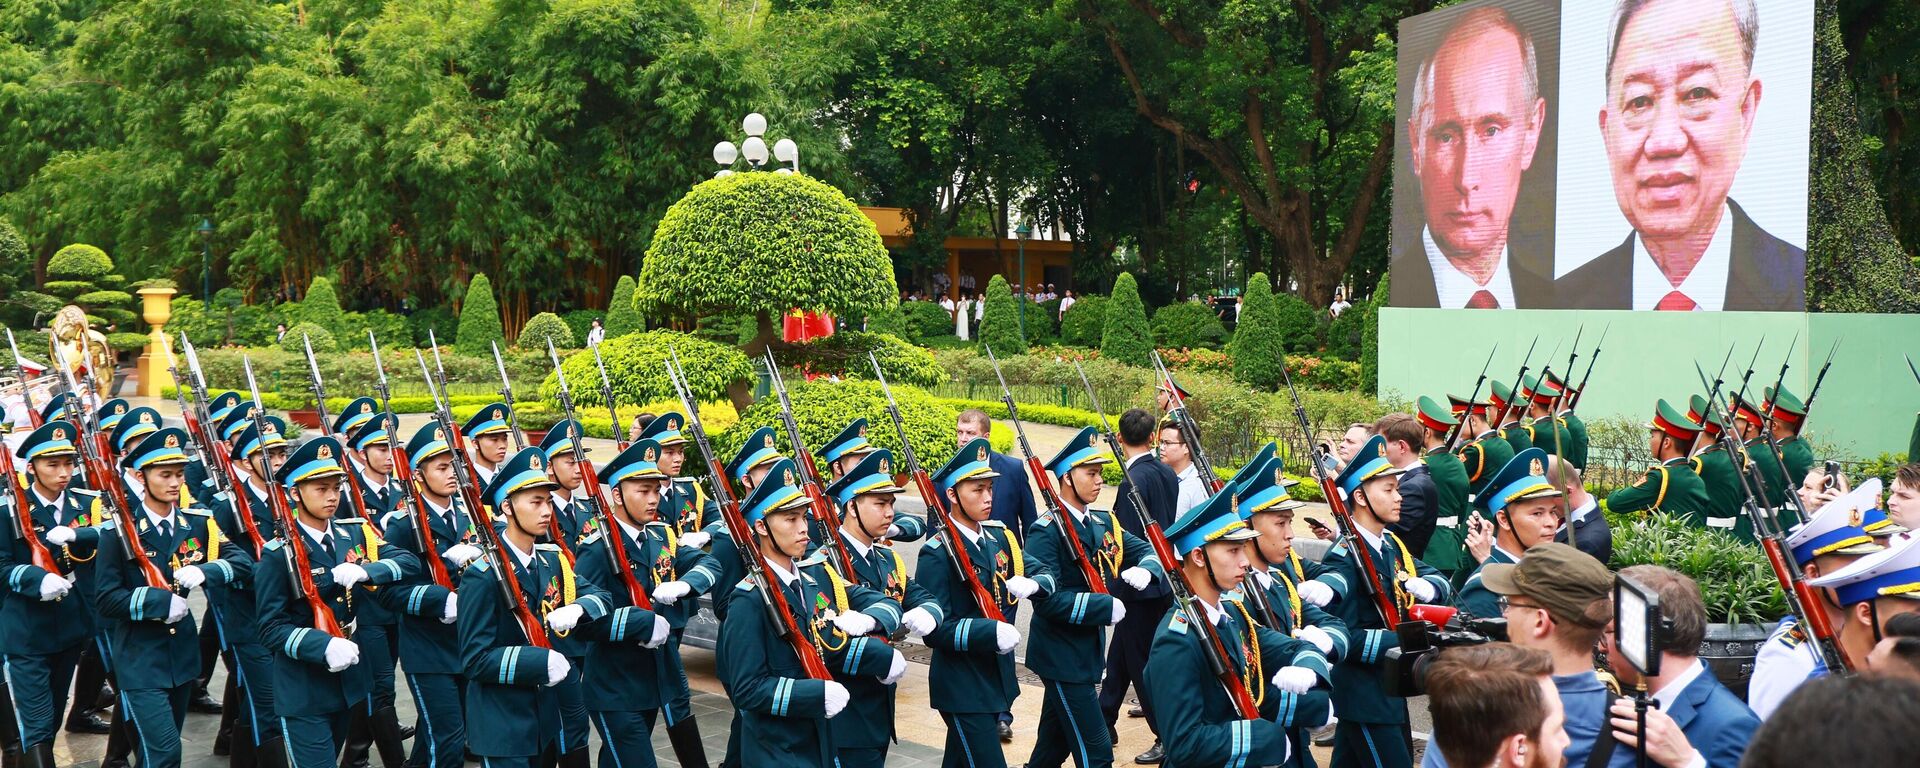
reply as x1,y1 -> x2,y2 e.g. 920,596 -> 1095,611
1423,543 -> 1622,768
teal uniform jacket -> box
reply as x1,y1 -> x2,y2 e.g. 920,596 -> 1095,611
823,529 -> 944,749
1419,451 -> 1472,575
254,518 -> 417,716
350,474 -> 407,627
1239,563 -> 1348,768
1452,547 -> 1517,622
381,500 -> 481,674
717,556 -> 903,768
2,488 -> 105,652
1459,432 -> 1516,498
353,471 -> 405,519
916,520 -> 1053,714
1142,600 -> 1323,768
704,524 -> 746,624
1501,422 -> 1535,455
1604,458 -> 1712,525
573,520 -> 719,709
1313,531 -> 1451,725
549,493 -> 602,552
457,545 -> 614,757
1023,507 -> 1164,684
665,478 -> 718,538
95,506 -> 237,690
1560,412 -> 1589,469
206,481 -> 281,642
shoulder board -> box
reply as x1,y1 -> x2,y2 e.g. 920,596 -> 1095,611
264,538 -> 286,551
534,543 -> 559,552
179,507 -> 211,517
796,551 -> 831,568
734,577 -> 756,592
334,516 -> 364,524
981,520 -> 1007,528
469,559 -> 492,573
873,542 -> 893,552
672,477 -> 696,486
644,520 -> 670,529
925,537 -> 943,550
1167,612 -> 1189,635
1031,516 -> 1053,529
1330,544 -> 1349,557
579,532 -> 603,546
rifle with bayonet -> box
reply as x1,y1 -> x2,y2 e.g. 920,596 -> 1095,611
1149,350 -> 1222,493
51,342 -> 166,591
302,335 -> 379,530
177,336 -> 264,555
368,334 -> 452,589
1441,345 -> 1499,453
592,344 -> 628,452
491,341 -> 528,452
546,340 -> 650,609
760,349 -> 861,584
1279,353 -> 1402,629
244,355 -> 347,638
984,345 -> 1107,594
5,329 -> 43,429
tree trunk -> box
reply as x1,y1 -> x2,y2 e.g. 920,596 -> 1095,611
748,309 -> 779,356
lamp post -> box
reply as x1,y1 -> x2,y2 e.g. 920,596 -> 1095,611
196,218 -> 214,300
1015,222 -> 1032,340
712,112 -> 800,178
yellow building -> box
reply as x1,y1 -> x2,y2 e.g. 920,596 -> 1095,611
860,207 -> 1075,299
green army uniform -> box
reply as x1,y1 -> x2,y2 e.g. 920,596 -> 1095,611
1605,401 -> 1712,525
1691,448 -> 1748,539
1544,373 -> 1589,469
1764,386 -> 1815,491
1519,375 -> 1572,462
1415,396 -> 1470,577
1458,430 -> 1515,500
1729,393 -> 1792,512
1491,381 -> 1534,455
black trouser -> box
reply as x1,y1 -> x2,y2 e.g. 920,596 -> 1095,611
68,642 -> 110,722
1097,593 -> 1171,736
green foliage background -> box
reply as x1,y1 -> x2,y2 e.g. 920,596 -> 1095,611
1100,273 -> 1152,366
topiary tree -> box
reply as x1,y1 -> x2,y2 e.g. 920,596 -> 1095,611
455,272 -> 505,356
1059,295 -> 1109,347
902,301 -> 957,342
638,173 -> 896,352
1101,273 -> 1153,366
280,322 -> 339,353
783,331 -> 947,389
517,312 -> 576,350
721,379 -> 961,471
44,243 -> 136,330
978,274 -> 1025,354
863,303 -> 911,339
1150,301 -> 1228,350
1273,291 -> 1319,353
297,276 -> 346,335
540,330 -> 756,413
1231,273 -> 1288,389
604,275 -> 642,338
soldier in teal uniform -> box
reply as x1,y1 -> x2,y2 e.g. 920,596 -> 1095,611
1233,455 -> 1349,768
716,458 -> 904,768
1313,435 -> 1452,768
537,421 -> 600,550
1142,486 -> 1325,768
631,415 -> 717,767
1024,428 -> 1164,768
1488,382 -> 1534,455
1453,394 -> 1514,500
704,428 -> 790,628
345,408 -> 407,522
1685,395 -> 1746,539
457,447 -> 615,768
95,428 -> 240,768
1,421 -> 107,768
1413,397 -> 1471,579
1520,376 -> 1573,463
1454,448 -> 1564,621
341,412 -> 413,768
381,423 -> 487,768
255,436 -> 418,768
820,449 -> 941,767
458,403 -> 514,489
1604,401 -> 1712,525
918,438 -> 1051,768
207,416 -> 293,768
575,438 -> 720,768
816,418 -> 880,482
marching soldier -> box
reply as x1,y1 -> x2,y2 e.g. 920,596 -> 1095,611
816,418 -> 878,482
538,421 -> 600,549
1454,449 -> 1564,620
1314,434 -> 1452,768
1487,382 -> 1534,455
255,436 -> 419,768
1519,376 -> 1572,462
1808,535 -> 1920,673
717,458 -> 903,767
382,423 -> 486,768
1749,482 -> 1884,719
704,428 -> 789,628
1413,397 -> 1471,580
460,403 -> 514,489
918,438 -> 1049,767
1761,386 -> 1816,491
1024,427 -> 1164,768
95,427 -> 239,768
628,414 -> 714,767
1729,392 -> 1792,514
459,447 -> 615,768
575,438 -> 719,768
1142,487 -> 1327,768
1232,455 -> 1349,768
1453,394 -> 1514,500
1544,373 -> 1589,470
1604,400 -> 1712,525
821,449 -> 942,767
341,413 -> 413,768
1686,395 -> 1746,539
203,415 -> 293,768
1,420 -> 106,768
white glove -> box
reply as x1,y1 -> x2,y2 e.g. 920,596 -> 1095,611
440,598 -> 459,624
823,680 -> 850,719
679,531 -> 711,550
1250,569 -> 1275,591
1401,574 -> 1437,603
885,524 -> 903,539
1005,575 -> 1039,600
651,581 -> 692,605
832,610 -> 878,637
1120,566 -> 1152,591
993,621 -> 1021,654
1272,666 -> 1317,694
901,606 -> 938,638
882,648 -> 909,685
546,603 -> 586,634
165,594 -> 191,624
443,544 -> 482,567
323,638 -> 361,672
45,526 -> 77,546
37,573 -> 71,602
642,614 -> 671,648
330,562 -> 369,590
1297,625 -> 1335,655
1109,599 -> 1128,625
545,651 -> 572,687
172,565 -> 206,592
1297,579 -> 1335,607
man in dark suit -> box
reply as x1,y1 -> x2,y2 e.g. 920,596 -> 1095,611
1377,414 -> 1439,557
1604,565 -> 1759,768
954,409 -> 1037,743
1548,457 -> 1611,565
1098,408 -> 1181,763
1560,0 -> 1804,312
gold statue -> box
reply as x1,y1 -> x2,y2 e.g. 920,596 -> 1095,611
50,305 -> 113,400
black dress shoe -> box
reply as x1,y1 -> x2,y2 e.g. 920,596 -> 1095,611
1127,705 -> 1146,718
65,711 -> 112,734
997,720 -> 1013,743
397,723 -> 416,740
189,690 -> 223,714
1134,741 -> 1165,765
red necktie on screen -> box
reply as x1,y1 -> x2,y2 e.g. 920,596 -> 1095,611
1465,290 -> 1499,309
1655,291 -> 1697,311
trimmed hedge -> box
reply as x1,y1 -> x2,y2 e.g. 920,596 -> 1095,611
902,300 -> 957,343
1059,295 -> 1108,347
517,312 -> 576,350
1273,291 -> 1319,353
1151,300 -> 1227,350
299,276 -> 346,334
933,397 -> 1116,431
605,275 -> 641,338
539,330 -> 752,411
47,244 -> 112,280
785,331 -> 946,389
455,273 -> 505,357
1232,273 -> 1286,389
979,274 -> 1025,354
280,322 -> 338,353
723,380 -> 959,470
1100,274 -> 1152,366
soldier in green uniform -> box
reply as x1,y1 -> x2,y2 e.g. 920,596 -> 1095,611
1604,400 -> 1712,525
1023,427 -> 1164,768
1313,435 -> 1452,768
1762,385 -> 1815,493
1142,486 -> 1325,768
1414,397 -> 1471,580
1454,448 -> 1564,621
1233,455 -> 1348,768
1686,395 -> 1747,540
1520,376 -> 1573,463
1453,394 -> 1514,500
1546,373 -> 1589,470
1488,382 -> 1534,455
1730,392 -> 1791,512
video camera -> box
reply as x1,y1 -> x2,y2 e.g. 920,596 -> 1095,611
1380,611 -> 1509,698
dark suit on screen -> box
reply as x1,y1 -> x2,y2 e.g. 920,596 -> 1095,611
1555,200 -> 1805,311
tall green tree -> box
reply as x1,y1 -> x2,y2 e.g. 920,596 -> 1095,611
1231,273 -> 1285,388
605,275 -> 641,337
978,274 -> 1025,354
456,272 -> 505,356
1101,272 -> 1153,366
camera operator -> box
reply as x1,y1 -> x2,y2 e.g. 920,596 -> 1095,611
1426,643 -> 1569,768
1455,449 -> 1565,621
1422,543 -> 1617,768
1602,566 -> 1759,768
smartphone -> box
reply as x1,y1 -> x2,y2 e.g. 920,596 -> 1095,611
1824,460 -> 1841,491
1305,516 -> 1330,533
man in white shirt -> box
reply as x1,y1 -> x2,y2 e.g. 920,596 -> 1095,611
585,319 -> 605,347
1157,421 -> 1208,517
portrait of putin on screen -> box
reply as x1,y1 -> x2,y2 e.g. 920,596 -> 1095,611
1557,0 -> 1805,311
